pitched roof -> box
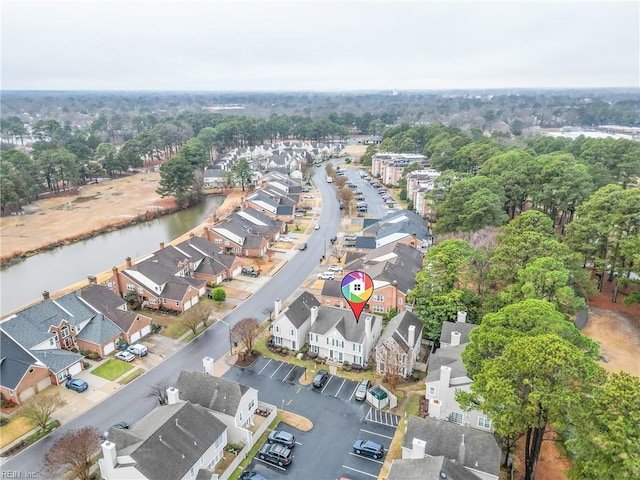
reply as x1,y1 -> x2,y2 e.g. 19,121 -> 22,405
320,279 -> 342,299
0,331 -> 42,389
279,291 -> 321,329
378,311 -> 423,351
30,348 -> 83,374
107,310 -> 144,333
388,456 -> 482,480
76,314 -> 122,345
426,344 -> 470,384
363,210 -> 429,244
310,306 -> 382,344
122,401 -> 227,480
76,284 -> 127,314
440,321 -> 478,345
354,236 -> 377,249
175,371 -> 251,416
403,416 -> 501,477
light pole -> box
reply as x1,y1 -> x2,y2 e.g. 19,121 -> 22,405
218,319 -> 232,356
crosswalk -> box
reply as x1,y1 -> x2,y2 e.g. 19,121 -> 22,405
365,406 -> 401,427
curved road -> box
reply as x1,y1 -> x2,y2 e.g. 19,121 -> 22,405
2,166 -> 341,478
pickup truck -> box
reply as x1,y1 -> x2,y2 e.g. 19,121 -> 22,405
241,267 -> 259,277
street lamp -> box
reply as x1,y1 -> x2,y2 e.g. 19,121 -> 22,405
218,319 -> 232,356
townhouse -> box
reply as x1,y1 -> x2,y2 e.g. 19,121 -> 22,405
405,168 -> 441,218
374,310 -> 423,378
271,292 -> 321,351
359,210 -> 432,252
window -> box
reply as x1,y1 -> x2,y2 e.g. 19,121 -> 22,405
127,284 -> 135,291
449,411 -> 464,424
373,294 -> 384,302
215,238 -> 222,244
372,305 -> 385,313
478,416 -> 492,429
137,287 -> 144,294
214,434 -> 224,448
248,399 -> 255,410
200,456 -> 204,466
176,301 -> 181,306
190,467 -> 195,478
326,338 -> 330,345
149,298 -> 157,304
325,300 -> 330,305
274,325 -> 280,333
398,298 -> 403,305
49,338 -> 54,346
428,386 -> 436,396
290,329 -> 294,336
163,298 -> 167,304
61,326 -> 69,338
239,412 -> 243,423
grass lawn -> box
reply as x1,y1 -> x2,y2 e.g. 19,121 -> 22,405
405,392 -> 422,418
0,415 -> 36,448
118,368 -> 145,385
92,359 -> 134,381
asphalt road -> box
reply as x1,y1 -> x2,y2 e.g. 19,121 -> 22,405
342,168 -> 391,219
1,166 -> 343,478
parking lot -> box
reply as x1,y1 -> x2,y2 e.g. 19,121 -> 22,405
226,358 -> 398,480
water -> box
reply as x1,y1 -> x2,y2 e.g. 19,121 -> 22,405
0,195 -> 224,315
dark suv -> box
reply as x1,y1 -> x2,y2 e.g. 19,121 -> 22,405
353,439 -> 385,459
241,267 -> 259,277
268,430 -> 296,448
312,369 -> 329,388
258,443 -> 292,467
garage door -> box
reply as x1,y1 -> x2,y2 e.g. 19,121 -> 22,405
103,342 -> 116,355
69,362 -> 82,375
37,377 -> 51,392
232,266 -> 241,277
141,326 -> 151,337
130,331 -> 141,343
19,387 -> 35,402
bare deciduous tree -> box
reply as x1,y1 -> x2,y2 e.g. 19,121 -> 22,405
254,255 -> 266,272
262,305 -> 274,321
44,426 -> 101,480
146,379 -> 171,406
181,303 -> 209,335
231,317 -> 261,353
266,249 -> 275,261
331,244 -> 346,262
337,186 -> 353,204
376,343 -> 404,391
20,391 -> 67,430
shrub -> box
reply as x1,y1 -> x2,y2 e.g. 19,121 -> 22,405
351,363 -> 363,371
308,351 -> 318,359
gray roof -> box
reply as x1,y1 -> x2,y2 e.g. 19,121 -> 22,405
175,371 -> 250,417
354,236 -> 377,249
320,279 -> 342,299
363,210 -> 429,242
76,284 -> 127,314
426,344 -> 470,384
388,456 -> 482,480
76,314 -> 122,345
122,259 -> 204,301
281,291 -> 321,329
440,321 -> 478,345
30,348 -> 84,374
0,331 -> 40,389
276,205 -> 294,215
403,416 -> 501,477
378,311 -> 423,351
122,401 -> 227,480
310,306 -> 382,344
106,310 -> 142,333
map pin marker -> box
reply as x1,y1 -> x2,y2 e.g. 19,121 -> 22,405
341,271 -> 374,323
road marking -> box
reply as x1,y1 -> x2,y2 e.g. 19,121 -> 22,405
270,362 -> 285,378
286,399 -> 293,406
295,441 -> 303,446
282,365 -> 296,382
254,458 -> 288,472
334,378 -> 347,397
296,387 -> 302,394
321,375 -> 333,394
347,452 -> 384,464
360,429 -> 394,440
342,465 -> 378,478
348,384 -> 358,402
257,359 -> 272,375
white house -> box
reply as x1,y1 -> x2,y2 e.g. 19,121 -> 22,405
271,292 -> 321,351
375,310 -> 423,378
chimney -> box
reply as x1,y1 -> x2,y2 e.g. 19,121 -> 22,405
440,365 -> 451,389
392,280 -> 398,311
411,437 -> 426,459
111,267 -> 121,297
87,275 -> 97,284
451,331 -> 461,347
310,306 -> 319,326
166,386 -> 180,405
458,434 -> 466,465
274,298 -> 282,317
408,325 -> 416,349
457,311 -> 467,323
203,356 -> 214,375
101,440 -> 117,469
42,291 -> 50,301
160,242 -> 165,250
126,257 -> 132,268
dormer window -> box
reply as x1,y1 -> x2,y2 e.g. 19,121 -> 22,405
61,326 -> 70,338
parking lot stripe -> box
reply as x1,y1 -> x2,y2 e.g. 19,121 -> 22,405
347,452 -> 384,464
321,375 -> 333,394
360,428 -> 394,440
366,406 -> 372,421
286,399 -> 293,406
270,362 -> 284,378
348,384 -> 358,402
342,465 -> 378,479
282,365 -> 296,382
296,387 -> 302,394
257,359 -> 272,375
334,378 -> 346,397
254,458 -> 288,472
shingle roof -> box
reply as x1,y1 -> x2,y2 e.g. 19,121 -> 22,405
76,314 -> 122,345
354,236 -> 377,249
403,416 -> 501,477
175,371 -> 250,416
310,306 -> 382,344
388,456 -> 482,480
320,279 -> 342,299
440,321 -> 478,345
363,210 -> 429,243
76,284 -> 127,314
107,310 -> 142,333
378,311 -> 423,351
426,344 -> 469,383
30,348 -> 83,374
0,331 -> 41,389
280,291 -> 321,329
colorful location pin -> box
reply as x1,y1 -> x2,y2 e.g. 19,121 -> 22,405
341,271 -> 374,323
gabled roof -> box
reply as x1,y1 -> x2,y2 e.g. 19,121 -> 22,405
0,331 -> 42,389
440,321 -> 478,345
279,291 -> 321,329
76,314 -> 122,345
276,205 -> 294,215
354,236 -> 377,249
426,344 -> 469,383
363,210 -> 429,244
320,279 -> 342,298
30,348 -> 83,374
310,306 -> 382,344
121,401 -> 227,480
403,416 -> 501,478
175,371 -> 251,416
378,311 -> 423,351
388,456 -> 481,480
76,284 -> 127,314
107,310 -> 144,333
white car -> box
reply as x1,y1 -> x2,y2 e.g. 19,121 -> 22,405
280,236 -> 294,243
127,344 -> 148,356
304,195 -> 314,199
314,224 -> 320,230
317,272 -> 336,280
115,351 -> 135,362
328,265 -> 343,272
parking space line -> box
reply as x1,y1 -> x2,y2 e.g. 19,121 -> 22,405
295,441 -> 303,446
334,378 -> 346,397
270,362 -> 284,378
296,387 -> 302,394
257,359 -> 272,375
321,376 -> 333,394
360,428 -> 394,440
348,384 -> 358,401
282,365 -> 296,382
342,465 -> 378,479
347,452 -> 384,464
254,457 -> 287,472
286,399 -> 293,406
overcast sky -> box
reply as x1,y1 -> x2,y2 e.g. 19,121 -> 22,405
2,0 -> 638,91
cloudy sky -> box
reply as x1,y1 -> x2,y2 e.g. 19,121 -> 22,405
2,0 -> 638,91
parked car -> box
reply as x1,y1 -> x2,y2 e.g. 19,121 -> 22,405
314,224 -> 320,230
115,351 -> 136,362
302,187 -> 311,192
127,344 -> 148,357
65,378 -> 88,393
328,265 -> 343,272
355,378 -> 371,401
294,212 -> 304,217
345,234 -> 357,241
313,369 -> 329,388
113,421 -> 129,429
317,272 -> 336,280
280,236 -> 294,243
268,430 -> 296,448
353,439 -> 385,459
257,443 -> 293,467
304,195 -> 314,199
242,267 -> 260,277
240,472 -> 269,480
299,243 -> 307,251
